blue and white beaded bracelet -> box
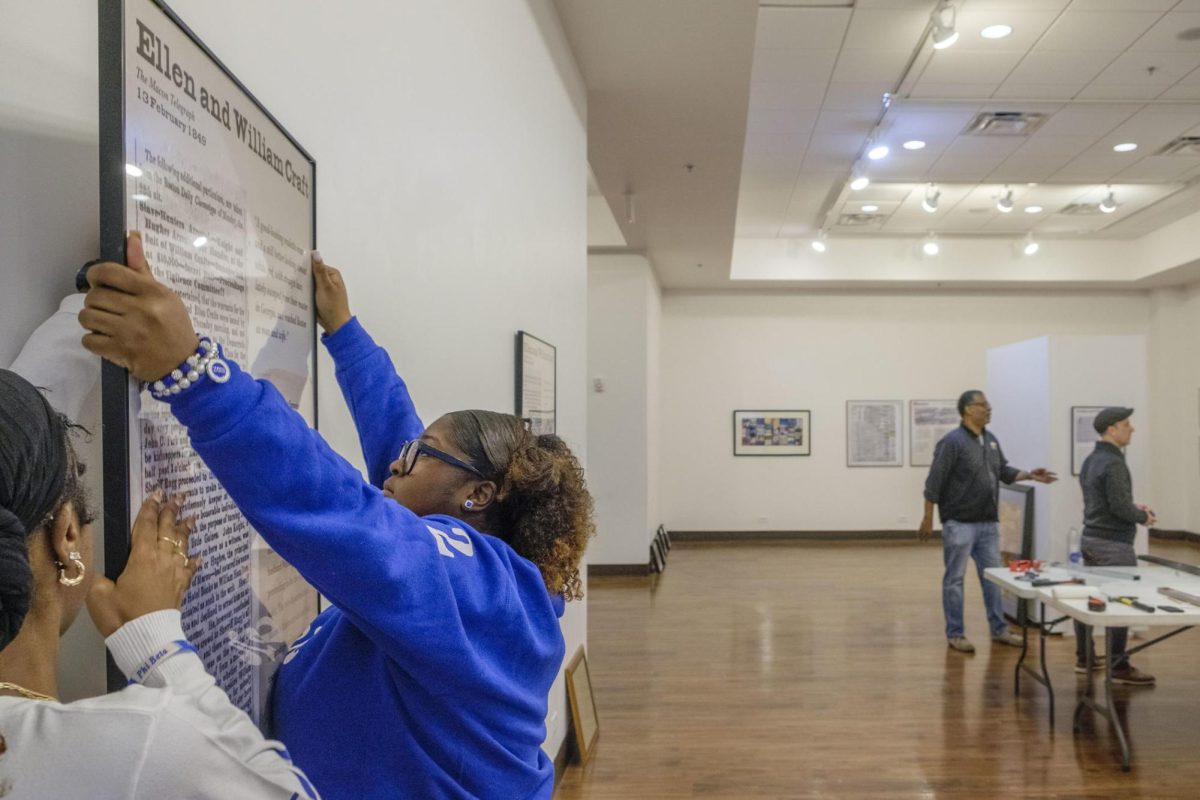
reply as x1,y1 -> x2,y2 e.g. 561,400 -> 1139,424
149,336 -> 231,399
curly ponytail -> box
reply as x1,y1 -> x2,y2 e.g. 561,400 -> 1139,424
443,411 -> 594,600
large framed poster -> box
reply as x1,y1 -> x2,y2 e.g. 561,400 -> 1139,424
846,400 -> 903,467
99,0 -> 318,724
516,331 -> 556,435
1071,406 -> 1106,476
909,399 -> 958,467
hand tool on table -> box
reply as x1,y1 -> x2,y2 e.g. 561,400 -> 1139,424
1031,577 -> 1086,587
1108,595 -> 1155,613
1051,561 -> 1140,581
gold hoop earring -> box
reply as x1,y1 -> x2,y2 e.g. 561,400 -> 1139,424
57,551 -> 85,587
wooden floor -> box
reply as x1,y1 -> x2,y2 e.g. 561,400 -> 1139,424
555,540 -> 1200,799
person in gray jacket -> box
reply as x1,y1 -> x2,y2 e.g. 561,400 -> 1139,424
1074,406 -> 1157,685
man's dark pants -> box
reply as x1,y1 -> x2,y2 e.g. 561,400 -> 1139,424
1073,535 -> 1137,667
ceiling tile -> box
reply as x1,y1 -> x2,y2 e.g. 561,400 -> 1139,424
909,83 -> 1003,99
1005,50 -> 1118,85
1074,83 -> 1168,100
866,154 -> 940,181
830,50 -> 911,84
801,133 -> 864,165
1034,11 -> 1164,52
985,156 -> 1064,183
755,6 -> 852,49
742,134 -> 807,171
917,50 -> 1027,84
1160,83 -> 1200,100
1016,134 -> 1102,155
991,83 -> 1084,99
1089,50 -> 1200,86
941,135 -> 1028,158
751,49 -> 839,83
842,8 -> 931,50
1129,12 -> 1200,52
1033,103 -> 1142,135
927,154 -> 1009,181
813,109 -> 878,136
1049,154 -> 1130,181
1112,156 -> 1197,182
1065,1 -> 1175,10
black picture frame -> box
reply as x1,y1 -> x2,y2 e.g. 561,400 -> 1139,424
515,330 -> 556,435
98,0 -> 318,692
732,410 -> 811,456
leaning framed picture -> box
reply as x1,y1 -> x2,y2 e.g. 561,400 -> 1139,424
733,410 -> 811,456
847,400 -> 903,467
565,647 -> 600,764
1071,406 -> 1106,476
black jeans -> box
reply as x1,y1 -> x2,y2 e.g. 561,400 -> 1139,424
1073,535 -> 1137,668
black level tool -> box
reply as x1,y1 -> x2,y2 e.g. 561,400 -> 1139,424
1109,596 -> 1155,613
1031,577 -> 1085,587
1158,605 -> 1184,613
1137,554 -> 1200,577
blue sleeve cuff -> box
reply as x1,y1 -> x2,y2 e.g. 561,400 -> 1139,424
321,316 -> 377,366
164,355 -> 263,443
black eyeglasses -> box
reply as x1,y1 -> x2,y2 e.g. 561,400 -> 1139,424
396,440 -> 487,480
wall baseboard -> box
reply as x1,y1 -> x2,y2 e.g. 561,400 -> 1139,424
588,562 -> 652,576
671,529 -> 927,543
1149,528 -> 1200,545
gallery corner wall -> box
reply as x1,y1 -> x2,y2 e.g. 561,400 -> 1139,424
587,253 -> 663,565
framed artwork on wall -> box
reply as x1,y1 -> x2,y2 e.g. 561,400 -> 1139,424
733,410 -> 811,456
1071,406 -> 1106,476
846,400 -> 903,467
565,647 -> 600,764
909,399 -> 958,467
515,331 -> 556,435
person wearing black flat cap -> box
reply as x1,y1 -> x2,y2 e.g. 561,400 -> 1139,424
1074,406 -> 1157,685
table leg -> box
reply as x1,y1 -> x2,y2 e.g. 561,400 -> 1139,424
1073,625 -> 1132,771
1015,597 -> 1028,695
1073,624 -> 1093,734
1039,601 -> 1054,727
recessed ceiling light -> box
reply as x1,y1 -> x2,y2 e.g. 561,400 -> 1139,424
981,24 -> 1013,40
1024,205 -> 1043,214
903,140 -> 926,151
867,144 -> 889,160
811,239 -> 827,253
1113,142 -> 1138,153
923,237 -> 940,257
861,204 -> 879,212
850,175 -> 870,191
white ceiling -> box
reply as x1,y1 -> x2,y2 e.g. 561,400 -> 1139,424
558,0 -> 1200,288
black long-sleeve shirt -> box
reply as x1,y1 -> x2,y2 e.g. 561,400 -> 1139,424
1080,440 -> 1148,544
924,424 -> 1022,523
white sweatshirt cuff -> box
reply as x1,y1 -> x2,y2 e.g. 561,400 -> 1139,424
105,609 -> 197,687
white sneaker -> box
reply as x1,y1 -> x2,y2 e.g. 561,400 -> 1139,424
948,636 -> 975,653
992,631 -> 1023,647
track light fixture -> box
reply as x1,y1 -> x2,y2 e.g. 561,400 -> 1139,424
867,143 -> 889,160
850,171 -> 870,191
1099,187 -> 1117,214
921,183 -> 940,214
997,186 -> 1014,213
811,230 -> 828,253
931,2 -> 959,50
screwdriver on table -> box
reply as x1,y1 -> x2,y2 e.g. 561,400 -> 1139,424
1109,595 -> 1156,613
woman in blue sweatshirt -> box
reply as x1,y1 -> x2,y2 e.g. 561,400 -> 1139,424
79,233 -> 594,799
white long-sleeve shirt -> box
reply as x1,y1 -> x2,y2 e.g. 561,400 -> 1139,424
0,611 -> 319,799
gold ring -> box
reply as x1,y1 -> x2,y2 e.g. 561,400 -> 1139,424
158,536 -> 182,548
177,552 -> 189,567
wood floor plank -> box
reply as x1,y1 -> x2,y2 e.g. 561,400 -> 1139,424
555,540 -> 1200,799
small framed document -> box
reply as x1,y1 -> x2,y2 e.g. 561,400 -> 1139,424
1071,406 -> 1105,476
847,400 -> 903,467
515,331 -> 556,435
733,410 -> 811,456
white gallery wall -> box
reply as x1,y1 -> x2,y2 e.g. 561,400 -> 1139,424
657,291 -> 1169,534
2,0 -> 589,757
587,254 -> 662,565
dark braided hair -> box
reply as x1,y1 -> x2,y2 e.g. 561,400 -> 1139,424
442,411 -> 594,601
0,369 -> 90,650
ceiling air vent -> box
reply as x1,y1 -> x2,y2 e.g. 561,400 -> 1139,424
962,111 -> 1047,136
1060,203 -> 1102,216
836,213 -> 880,227
1155,136 -> 1200,156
